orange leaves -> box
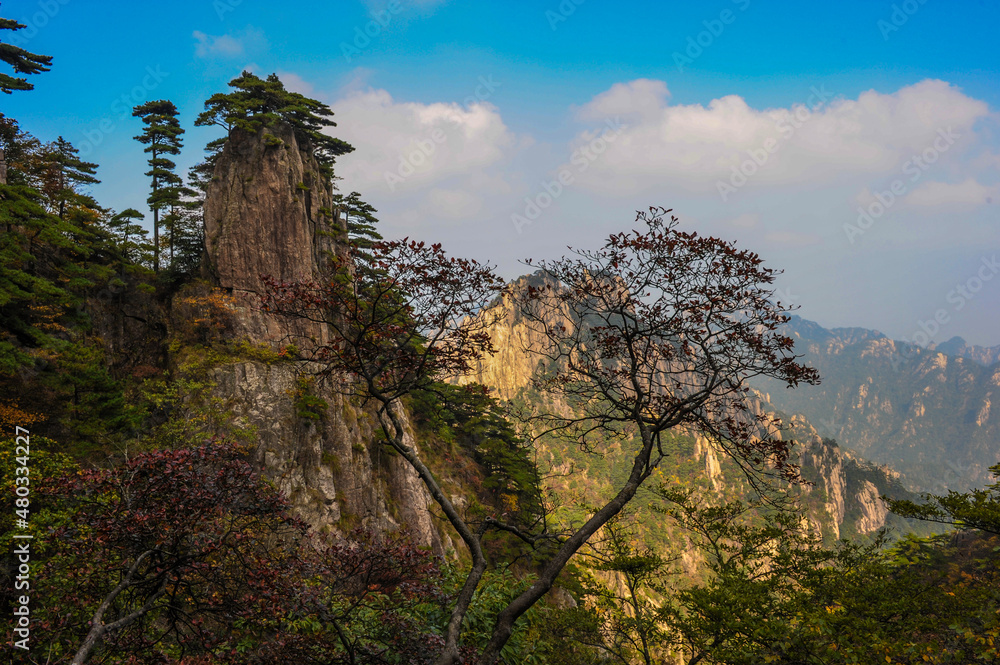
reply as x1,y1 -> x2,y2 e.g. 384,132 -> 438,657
0,400 -> 45,429
174,286 -> 239,343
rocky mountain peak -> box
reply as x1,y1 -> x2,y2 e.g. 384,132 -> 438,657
203,121 -> 347,343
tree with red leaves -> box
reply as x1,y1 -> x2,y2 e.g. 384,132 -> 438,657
20,443 -> 455,664
262,208 -> 818,665
261,238 -> 508,665
473,207 -> 819,664
27,442 -> 308,664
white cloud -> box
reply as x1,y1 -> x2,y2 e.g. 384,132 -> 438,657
275,71 -> 314,96
328,87 -> 522,222
193,27 -> 267,59
764,230 -> 822,247
424,187 -> 482,219
566,79 -> 993,198
727,213 -> 760,229
576,78 -> 671,123
905,178 -> 999,208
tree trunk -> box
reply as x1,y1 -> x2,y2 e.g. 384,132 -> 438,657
475,433 -> 656,665
374,399 -> 489,665
153,207 -> 159,273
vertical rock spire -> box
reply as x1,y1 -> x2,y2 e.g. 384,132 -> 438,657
202,121 -> 347,344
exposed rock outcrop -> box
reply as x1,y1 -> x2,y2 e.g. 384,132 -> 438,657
460,272 -> 568,400
191,122 -> 441,551
208,361 -> 439,549
203,122 -> 345,344
462,278 -> 906,540
853,480 -> 891,534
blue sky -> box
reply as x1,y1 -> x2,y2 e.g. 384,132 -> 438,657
4,0 -> 1000,345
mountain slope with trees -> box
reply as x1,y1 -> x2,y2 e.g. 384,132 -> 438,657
754,315 -> 1000,491
2,18 -> 998,664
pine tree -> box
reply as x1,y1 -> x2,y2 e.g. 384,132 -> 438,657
0,13 -> 51,184
196,71 -> 353,180
37,136 -> 100,219
333,190 -> 382,272
106,208 -> 151,266
0,14 -> 52,94
0,113 -> 41,187
133,100 -> 184,272
187,137 -> 226,195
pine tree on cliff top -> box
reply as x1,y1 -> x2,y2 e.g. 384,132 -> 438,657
334,190 -> 382,272
195,71 -> 354,180
133,100 -> 184,273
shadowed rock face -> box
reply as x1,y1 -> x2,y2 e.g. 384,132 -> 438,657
196,122 -> 442,552
203,121 -> 345,344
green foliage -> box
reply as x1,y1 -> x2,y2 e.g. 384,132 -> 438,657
0,113 -> 40,186
30,136 -> 101,219
0,436 -> 79,538
411,382 -> 542,523
195,71 -> 354,179
294,376 -> 328,421
334,190 -> 383,273
0,182 -> 114,377
650,486 -> 1000,664
438,564 -> 593,665
573,511 -> 675,665
888,463 -> 1000,535
133,99 -> 185,272
105,207 -> 153,268
42,336 -> 141,450
0,14 -> 52,93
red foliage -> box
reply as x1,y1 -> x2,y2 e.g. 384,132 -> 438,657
31,442 -> 309,663
20,443 -> 455,664
516,206 -> 819,483
260,239 -> 505,401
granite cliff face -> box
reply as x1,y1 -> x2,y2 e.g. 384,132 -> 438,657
190,123 -> 440,550
461,276 -> 904,540
755,316 -> 1000,491
202,122 -> 344,344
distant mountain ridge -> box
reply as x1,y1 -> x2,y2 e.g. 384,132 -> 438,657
755,316 -> 1000,492
933,336 -> 1000,367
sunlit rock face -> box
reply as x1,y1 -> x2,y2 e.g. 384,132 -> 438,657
203,121 -> 345,345
195,122 -> 441,551
463,279 -> 904,543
